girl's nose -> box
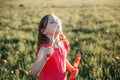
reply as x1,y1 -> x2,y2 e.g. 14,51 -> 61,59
56,19 -> 61,25
56,19 -> 59,24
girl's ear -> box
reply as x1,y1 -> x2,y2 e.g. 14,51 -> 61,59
41,29 -> 47,34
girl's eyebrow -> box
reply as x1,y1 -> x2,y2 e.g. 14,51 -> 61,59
49,18 -> 54,21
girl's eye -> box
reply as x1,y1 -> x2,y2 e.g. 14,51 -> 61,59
50,21 -> 54,24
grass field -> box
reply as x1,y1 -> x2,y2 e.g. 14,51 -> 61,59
0,0 -> 120,80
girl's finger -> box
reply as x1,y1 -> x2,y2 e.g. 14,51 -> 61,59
49,48 -> 54,52
48,46 -> 53,48
48,50 -> 54,54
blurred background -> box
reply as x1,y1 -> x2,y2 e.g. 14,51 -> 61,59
0,0 -> 120,80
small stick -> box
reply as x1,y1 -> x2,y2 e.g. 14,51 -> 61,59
46,25 -> 58,59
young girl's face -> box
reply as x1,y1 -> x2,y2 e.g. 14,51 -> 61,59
46,14 -> 62,36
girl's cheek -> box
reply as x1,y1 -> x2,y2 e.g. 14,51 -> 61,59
46,24 -> 56,33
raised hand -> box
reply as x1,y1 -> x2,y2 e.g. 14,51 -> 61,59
43,46 -> 54,59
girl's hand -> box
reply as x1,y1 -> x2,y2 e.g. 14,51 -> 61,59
43,47 -> 54,58
71,68 -> 79,78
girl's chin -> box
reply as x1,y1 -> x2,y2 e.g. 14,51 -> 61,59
57,30 -> 62,33
57,28 -> 62,32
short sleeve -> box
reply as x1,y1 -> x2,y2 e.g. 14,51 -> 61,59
37,43 -> 50,52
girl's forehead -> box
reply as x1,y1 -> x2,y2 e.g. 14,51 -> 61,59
48,14 -> 58,20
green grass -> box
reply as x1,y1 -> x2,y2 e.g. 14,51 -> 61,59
0,0 -> 120,80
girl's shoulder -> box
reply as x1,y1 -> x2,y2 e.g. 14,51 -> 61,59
62,39 -> 69,52
37,43 -> 50,52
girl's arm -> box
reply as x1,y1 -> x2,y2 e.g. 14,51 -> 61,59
31,46 -> 54,75
31,47 -> 47,76
66,59 -> 73,72
66,59 -> 79,78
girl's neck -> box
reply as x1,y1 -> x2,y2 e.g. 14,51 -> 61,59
46,34 -> 60,46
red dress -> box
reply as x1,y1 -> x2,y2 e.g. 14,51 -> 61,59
37,40 -> 69,80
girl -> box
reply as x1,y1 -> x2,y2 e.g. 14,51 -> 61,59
31,13 -> 78,80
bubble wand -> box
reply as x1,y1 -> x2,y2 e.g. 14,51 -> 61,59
46,25 -> 58,59
69,52 -> 81,80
